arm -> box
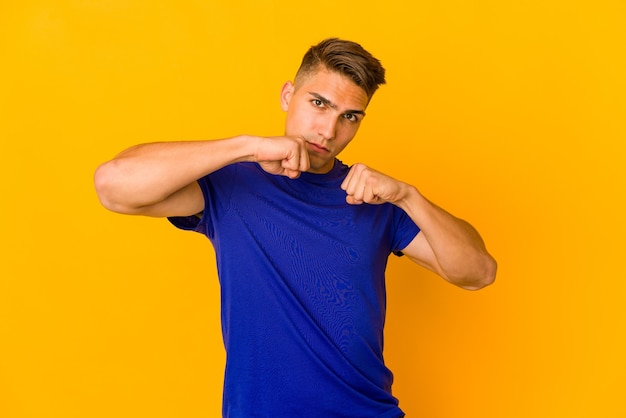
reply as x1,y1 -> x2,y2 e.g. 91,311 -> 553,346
341,163 -> 497,290
94,135 -> 310,217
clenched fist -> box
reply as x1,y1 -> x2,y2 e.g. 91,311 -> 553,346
254,136 -> 310,179
341,163 -> 410,205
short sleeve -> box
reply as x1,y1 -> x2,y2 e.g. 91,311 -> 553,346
167,174 -> 213,237
390,207 -> 420,257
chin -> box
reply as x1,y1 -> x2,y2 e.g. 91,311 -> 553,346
308,159 -> 334,174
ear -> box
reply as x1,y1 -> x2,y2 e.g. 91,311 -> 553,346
280,81 -> 294,111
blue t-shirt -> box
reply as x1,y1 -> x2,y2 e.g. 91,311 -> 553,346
169,160 -> 419,418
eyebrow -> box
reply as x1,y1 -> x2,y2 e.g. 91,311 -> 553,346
308,92 -> 366,116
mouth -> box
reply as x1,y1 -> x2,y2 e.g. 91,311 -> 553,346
306,141 -> 329,154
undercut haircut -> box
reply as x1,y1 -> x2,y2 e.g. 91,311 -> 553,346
295,38 -> 386,100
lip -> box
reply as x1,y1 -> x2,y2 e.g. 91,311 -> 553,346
306,141 -> 329,153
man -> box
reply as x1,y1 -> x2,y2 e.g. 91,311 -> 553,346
95,38 -> 496,418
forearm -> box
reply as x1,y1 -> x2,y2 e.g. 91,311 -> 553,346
397,185 -> 497,289
94,135 -> 255,212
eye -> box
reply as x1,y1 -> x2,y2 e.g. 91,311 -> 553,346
312,99 -> 324,107
344,113 -> 359,123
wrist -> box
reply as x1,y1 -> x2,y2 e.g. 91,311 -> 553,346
395,183 -> 423,211
229,135 -> 260,163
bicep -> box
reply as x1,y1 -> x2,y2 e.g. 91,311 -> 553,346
400,232 -> 447,279
132,181 -> 205,218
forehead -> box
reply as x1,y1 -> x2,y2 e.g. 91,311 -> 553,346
294,67 -> 369,110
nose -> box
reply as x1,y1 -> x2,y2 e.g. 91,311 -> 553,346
317,114 -> 338,140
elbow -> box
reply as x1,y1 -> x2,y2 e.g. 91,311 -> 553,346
94,161 -> 134,214
453,254 -> 498,291
466,256 -> 497,291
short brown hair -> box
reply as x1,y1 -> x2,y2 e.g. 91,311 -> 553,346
295,38 -> 386,99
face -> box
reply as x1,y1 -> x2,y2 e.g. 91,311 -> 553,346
280,67 -> 370,174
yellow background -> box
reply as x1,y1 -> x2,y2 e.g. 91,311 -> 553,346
1,1 -> 624,417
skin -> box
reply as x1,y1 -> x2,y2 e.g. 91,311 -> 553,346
279,67 -> 369,175
94,65 -> 497,290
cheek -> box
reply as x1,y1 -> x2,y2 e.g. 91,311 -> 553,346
284,114 -> 298,136
285,107 -> 311,133
336,123 -> 359,143
332,135 -> 354,155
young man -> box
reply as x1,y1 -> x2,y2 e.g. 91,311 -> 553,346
95,38 -> 496,418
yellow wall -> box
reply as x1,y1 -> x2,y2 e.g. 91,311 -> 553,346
1,1 -> 624,417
